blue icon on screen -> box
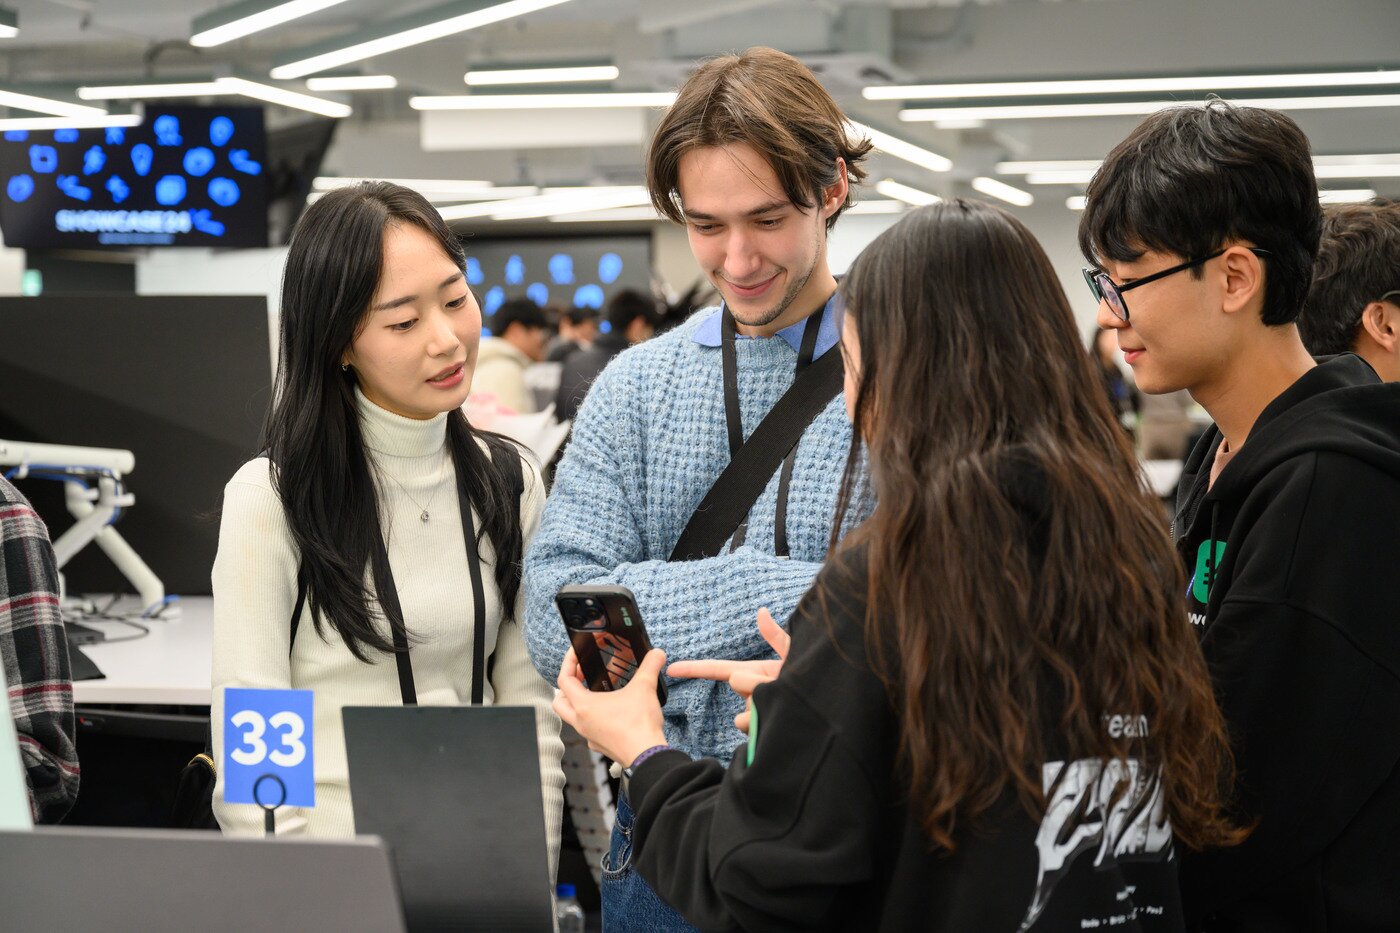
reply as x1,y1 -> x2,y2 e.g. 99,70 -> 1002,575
155,175 -> 187,206
229,149 -> 262,176
208,177 -> 240,207
504,255 -> 525,285
573,284 -> 605,309
131,143 -> 154,177
599,252 -> 624,284
4,131 -> 28,142
82,146 -> 106,175
192,209 -> 226,237
526,283 -> 550,306
183,147 -> 215,177
154,115 -> 183,146
548,253 -> 575,285
6,175 -> 34,203
105,127 -> 125,145
484,286 -> 505,315
106,175 -> 131,204
466,257 -> 484,286
29,145 -> 58,174
57,175 -> 92,202
53,129 -> 79,144
209,116 -> 235,147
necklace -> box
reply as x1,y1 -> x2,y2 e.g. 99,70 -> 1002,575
375,454 -> 446,523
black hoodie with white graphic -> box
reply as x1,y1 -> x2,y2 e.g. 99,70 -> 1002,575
626,464 -> 1187,933
1172,354 -> 1400,931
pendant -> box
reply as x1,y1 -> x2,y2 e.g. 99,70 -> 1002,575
420,510 -> 430,523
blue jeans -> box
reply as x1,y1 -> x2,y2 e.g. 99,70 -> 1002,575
601,792 -> 699,932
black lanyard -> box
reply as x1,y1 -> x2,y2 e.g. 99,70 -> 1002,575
720,303 -> 824,558
365,452 -> 488,706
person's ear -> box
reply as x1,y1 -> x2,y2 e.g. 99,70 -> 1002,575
1360,300 -> 1400,353
820,158 -> 849,222
1219,245 -> 1266,317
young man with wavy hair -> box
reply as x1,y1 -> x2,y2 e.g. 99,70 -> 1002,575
1081,102 -> 1400,930
1298,200 -> 1400,381
524,47 -> 871,929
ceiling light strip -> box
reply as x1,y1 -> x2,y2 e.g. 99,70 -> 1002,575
1072,191 -> 1377,210
1318,188 -> 1379,204
491,188 -> 650,220
550,206 -> 663,223
410,91 -> 676,110
78,78 -> 350,118
305,75 -> 398,91
191,0 -> 354,48
0,88 -> 109,118
972,177 -> 1034,207
865,69 -> 1400,101
221,77 -> 352,118
874,179 -> 941,206
903,94 -> 1400,123
0,114 -> 142,131
848,120 -> 952,173
1002,155 -> 1400,182
270,0 -> 578,81
466,65 -> 618,86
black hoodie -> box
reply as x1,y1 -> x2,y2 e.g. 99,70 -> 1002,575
627,519 -> 1190,933
1172,354 -> 1400,931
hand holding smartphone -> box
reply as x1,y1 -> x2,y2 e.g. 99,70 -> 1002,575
556,585 -> 667,707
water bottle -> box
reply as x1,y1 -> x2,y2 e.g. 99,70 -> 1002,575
556,883 -> 585,933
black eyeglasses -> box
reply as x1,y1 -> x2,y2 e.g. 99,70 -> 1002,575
1083,248 -> 1271,323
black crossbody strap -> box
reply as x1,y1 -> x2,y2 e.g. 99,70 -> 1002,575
670,347 -> 843,562
772,309 -> 822,558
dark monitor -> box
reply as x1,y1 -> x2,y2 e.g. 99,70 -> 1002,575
0,295 -> 272,596
0,105 -> 270,249
465,234 -> 651,326
264,116 -> 338,246
343,705 -> 554,932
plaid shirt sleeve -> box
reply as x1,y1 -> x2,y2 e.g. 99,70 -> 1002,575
1,477 -> 79,823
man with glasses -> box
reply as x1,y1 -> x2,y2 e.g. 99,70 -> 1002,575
1298,201 -> 1400,381
1081,101 -> 1400,931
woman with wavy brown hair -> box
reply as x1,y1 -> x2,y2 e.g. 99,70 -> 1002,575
554,199 -> 1244,932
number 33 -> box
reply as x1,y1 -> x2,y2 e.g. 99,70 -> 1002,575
230,710 -> 307,767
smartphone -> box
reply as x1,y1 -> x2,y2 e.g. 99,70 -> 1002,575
556,585 -> 667,707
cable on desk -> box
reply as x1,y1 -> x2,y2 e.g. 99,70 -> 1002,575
76,617 -> 151,643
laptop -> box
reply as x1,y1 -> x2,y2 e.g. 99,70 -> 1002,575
0,662 -> 33,829
0,827 -> 407,932
343,705 -> 554,932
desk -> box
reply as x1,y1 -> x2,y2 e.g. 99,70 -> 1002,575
73,596 -> 213,706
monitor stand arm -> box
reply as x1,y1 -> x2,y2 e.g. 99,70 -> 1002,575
1,440 -> 172,618
52,476 -> 169,616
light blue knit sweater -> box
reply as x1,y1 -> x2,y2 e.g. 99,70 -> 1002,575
524,308 -> 868,762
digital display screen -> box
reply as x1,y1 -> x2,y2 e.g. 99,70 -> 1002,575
0,105 -> 269,249
464,235 -> 651,322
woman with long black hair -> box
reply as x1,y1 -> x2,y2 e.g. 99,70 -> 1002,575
554,200 -> 1244,931
210,182 -> 563,868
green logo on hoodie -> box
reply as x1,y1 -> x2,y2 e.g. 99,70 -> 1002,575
1192,540 -> 1227,604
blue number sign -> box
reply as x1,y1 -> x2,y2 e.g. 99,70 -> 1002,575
222,688 -> 315,808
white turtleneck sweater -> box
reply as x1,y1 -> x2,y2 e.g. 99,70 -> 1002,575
210,388 -> 564,878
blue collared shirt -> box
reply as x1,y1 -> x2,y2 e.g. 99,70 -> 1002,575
691,292 -> 843,360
